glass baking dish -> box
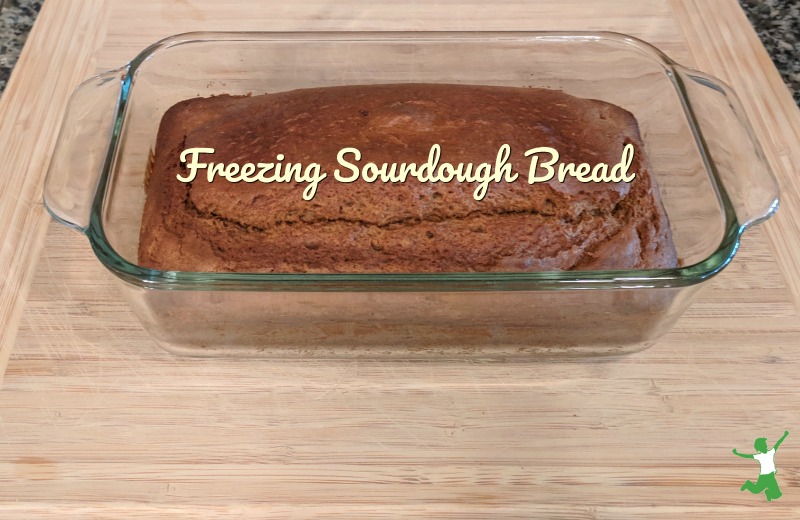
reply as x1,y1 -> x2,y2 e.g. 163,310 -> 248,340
43,31 -> 778,358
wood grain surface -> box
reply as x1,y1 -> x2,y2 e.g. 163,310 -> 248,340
1,0 -> 800,517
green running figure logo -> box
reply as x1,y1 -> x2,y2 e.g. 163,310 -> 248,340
732,430 -> 789,501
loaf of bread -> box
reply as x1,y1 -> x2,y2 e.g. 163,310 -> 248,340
138,83 -> 677,273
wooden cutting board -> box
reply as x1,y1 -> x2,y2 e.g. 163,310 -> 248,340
1,0 -> 800,517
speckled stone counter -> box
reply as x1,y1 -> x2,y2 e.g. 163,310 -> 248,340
0,0 -> 42,94
742,0 -> 800,105
0,0 -> 797,105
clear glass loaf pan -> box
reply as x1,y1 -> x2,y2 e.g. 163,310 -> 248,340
43,32 -> 778,358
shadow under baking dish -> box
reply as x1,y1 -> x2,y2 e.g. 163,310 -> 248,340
44,31 -> 778,358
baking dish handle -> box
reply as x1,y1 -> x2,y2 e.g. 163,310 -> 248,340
43,67 -> 127,233
674,66 -> 779,230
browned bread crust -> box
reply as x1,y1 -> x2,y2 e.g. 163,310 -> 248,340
138,83 -> 677,273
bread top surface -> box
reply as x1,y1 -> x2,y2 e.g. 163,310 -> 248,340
139,83 -> 678,273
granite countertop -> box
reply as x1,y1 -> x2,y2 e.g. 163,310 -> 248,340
0,0 -> 798,104
742,0 -> 799,105
0,0 -> 41,94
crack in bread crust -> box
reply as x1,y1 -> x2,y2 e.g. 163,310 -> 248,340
180,181 -> 596,232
